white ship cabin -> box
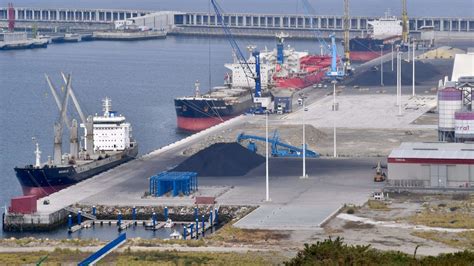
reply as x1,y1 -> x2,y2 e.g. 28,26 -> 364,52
92,98 -> 132,152
225,46 -> 308,89
368,14 -> 402,39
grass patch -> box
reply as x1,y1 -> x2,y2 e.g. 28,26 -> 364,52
412,231 -> 474,250
367,200 -> 389,210
409,211 -> 474,229
0,249 -> 281,265
209,222 -> 289,244
342,221 -> 375,230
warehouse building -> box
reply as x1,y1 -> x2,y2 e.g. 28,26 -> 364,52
387,142 -> 474,189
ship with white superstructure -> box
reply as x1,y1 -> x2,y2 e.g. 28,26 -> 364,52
14,75 -> 138,198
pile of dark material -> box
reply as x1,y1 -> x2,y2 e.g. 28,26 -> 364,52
345,60 -> 441,86
172,142 -> 265,177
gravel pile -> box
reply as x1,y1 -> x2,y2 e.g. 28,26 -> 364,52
346,60 -> 441,86
172,142 -> 265,177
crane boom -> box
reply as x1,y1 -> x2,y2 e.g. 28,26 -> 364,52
402,0 -> 409,43
61,72 -> 87,125
343,0 -> 350,65
211,0 -> 254,80
300,0 -> 330,55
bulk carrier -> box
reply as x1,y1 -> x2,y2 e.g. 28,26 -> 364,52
349,13 -> 404,62
14,75 -> 137,198
174,34 -> 331,132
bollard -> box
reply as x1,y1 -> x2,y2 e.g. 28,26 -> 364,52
152,212 -> 157,228
210,211 -> 213,228
118,212 -> 122,227
68,214 -> 72,230
92,206 -> 96,216
77,211 -> 82,225
201,215 -> 205,237
183,226 -> 187,240
164,206 -> 169,221
194,207 -> 198,221
195,219 -> 199,239
190,224 -> 194,239
214,208 -> 218,225
132,206 -> 136,222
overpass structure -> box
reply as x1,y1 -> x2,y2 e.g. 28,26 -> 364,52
0,7 -> 473,37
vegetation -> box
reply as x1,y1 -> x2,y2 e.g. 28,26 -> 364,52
412,231 -> 474,250
367,200 -> 389,210
208,222 -> 289,244
284,237 -> 474,266
0,249 -> 279,265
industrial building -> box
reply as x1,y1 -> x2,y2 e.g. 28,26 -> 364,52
387,142 -> 474,189
437,50 -> 474,142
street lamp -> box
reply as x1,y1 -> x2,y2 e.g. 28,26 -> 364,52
298,93 -> 308,179
379,44 -> 384,86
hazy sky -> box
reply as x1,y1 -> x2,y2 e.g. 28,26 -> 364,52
2,0 -> 473,17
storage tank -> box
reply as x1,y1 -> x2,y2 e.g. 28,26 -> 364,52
455,111 -> 474,141
438,88 -> 463,141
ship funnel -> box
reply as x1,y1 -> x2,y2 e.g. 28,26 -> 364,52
70,119 -> 79,160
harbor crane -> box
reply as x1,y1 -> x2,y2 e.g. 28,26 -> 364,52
326,33 -> 345,79
237,131 -> 319,158
211,0 -> 264,104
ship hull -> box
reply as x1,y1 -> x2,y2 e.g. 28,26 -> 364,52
274,70 -> 326,89
174,93 -> 253,132
14,147 -> 138,199
349,37 -> 401,62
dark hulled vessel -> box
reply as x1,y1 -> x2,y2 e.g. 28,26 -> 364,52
174,82 -> 253,132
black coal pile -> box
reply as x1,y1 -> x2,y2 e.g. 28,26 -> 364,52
172,142 -> 265,177
345,60 -> 441,86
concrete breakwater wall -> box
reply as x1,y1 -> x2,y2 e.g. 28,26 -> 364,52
2,205 -> 255,232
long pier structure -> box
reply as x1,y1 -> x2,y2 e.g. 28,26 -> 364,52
0,7 -> 473,35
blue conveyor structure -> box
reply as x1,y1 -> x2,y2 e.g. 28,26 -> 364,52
150,172 -> 198,197
236,131 -> 319,158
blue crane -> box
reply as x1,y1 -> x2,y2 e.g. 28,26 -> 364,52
237,131 -> 319,158
300,0 -> 330,55
326,33 -> 345,79
211,0 -> 262,98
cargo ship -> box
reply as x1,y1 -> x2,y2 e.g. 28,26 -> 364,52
349,14 -> 403,62
14,79 -> 137,198
174,81 -> 253,132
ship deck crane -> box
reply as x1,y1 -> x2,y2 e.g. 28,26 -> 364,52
237,131 -> 319,158
211,0 -> 261,98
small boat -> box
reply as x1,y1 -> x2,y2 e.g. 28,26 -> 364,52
164,218 -> 174,228
169,230 -> 182,240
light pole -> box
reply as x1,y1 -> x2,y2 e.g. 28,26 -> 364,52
391,43 -> 394,72
265,110 -> 270,201
298,94 -> 308,179
379,45 -> 384,86
397,50 -> 402,116
332,80 -> 338,158
412,40 -> 416,96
